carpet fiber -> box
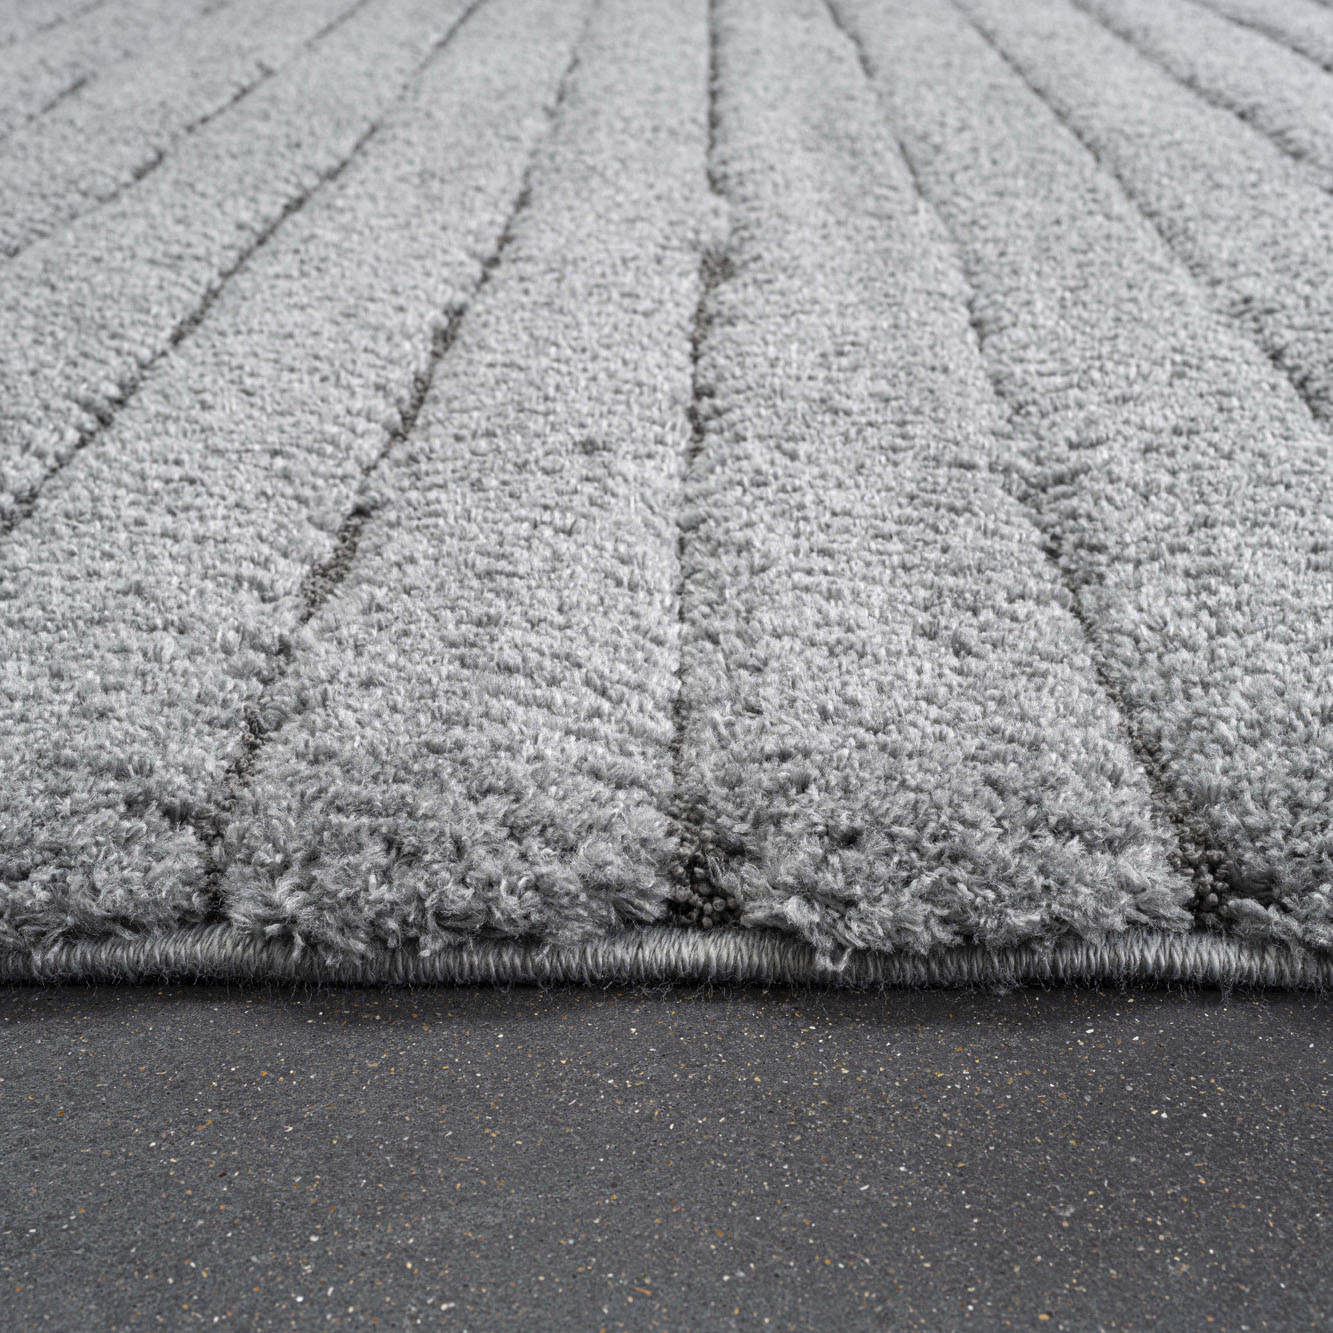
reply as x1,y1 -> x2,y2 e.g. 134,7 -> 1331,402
2,0 -> 1333,986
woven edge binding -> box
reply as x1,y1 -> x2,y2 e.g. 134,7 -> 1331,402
1,925 -> 1330,989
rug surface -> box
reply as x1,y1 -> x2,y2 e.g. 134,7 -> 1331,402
2,0 -> 1333,986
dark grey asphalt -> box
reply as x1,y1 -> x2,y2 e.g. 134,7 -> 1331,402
1,982 -> 1329,1331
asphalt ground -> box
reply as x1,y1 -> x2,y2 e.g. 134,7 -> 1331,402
1,981 -> 1329,1330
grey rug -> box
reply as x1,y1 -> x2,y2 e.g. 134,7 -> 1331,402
3,0 -> 1333,987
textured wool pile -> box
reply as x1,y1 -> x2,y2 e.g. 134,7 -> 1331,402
3,0 -> 1333,987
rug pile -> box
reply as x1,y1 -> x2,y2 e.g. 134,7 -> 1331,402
3,0 -> 1332,986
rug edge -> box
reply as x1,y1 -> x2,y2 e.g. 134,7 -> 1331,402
1,925 -> 1329,989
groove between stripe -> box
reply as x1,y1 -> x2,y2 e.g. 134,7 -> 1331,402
0,0 -> 492,546
1068,0 -> 1333,191
667,0 -> 738,931
0,0 -> 110,53
1192,0 -> 1333,74
2,0 -> 386,261
191,2 -> 599,916
951,0 -> 1333,430
823,0 -> 1215,912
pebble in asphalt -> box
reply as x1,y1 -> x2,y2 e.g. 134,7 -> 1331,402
0,982 -> 1329,1330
